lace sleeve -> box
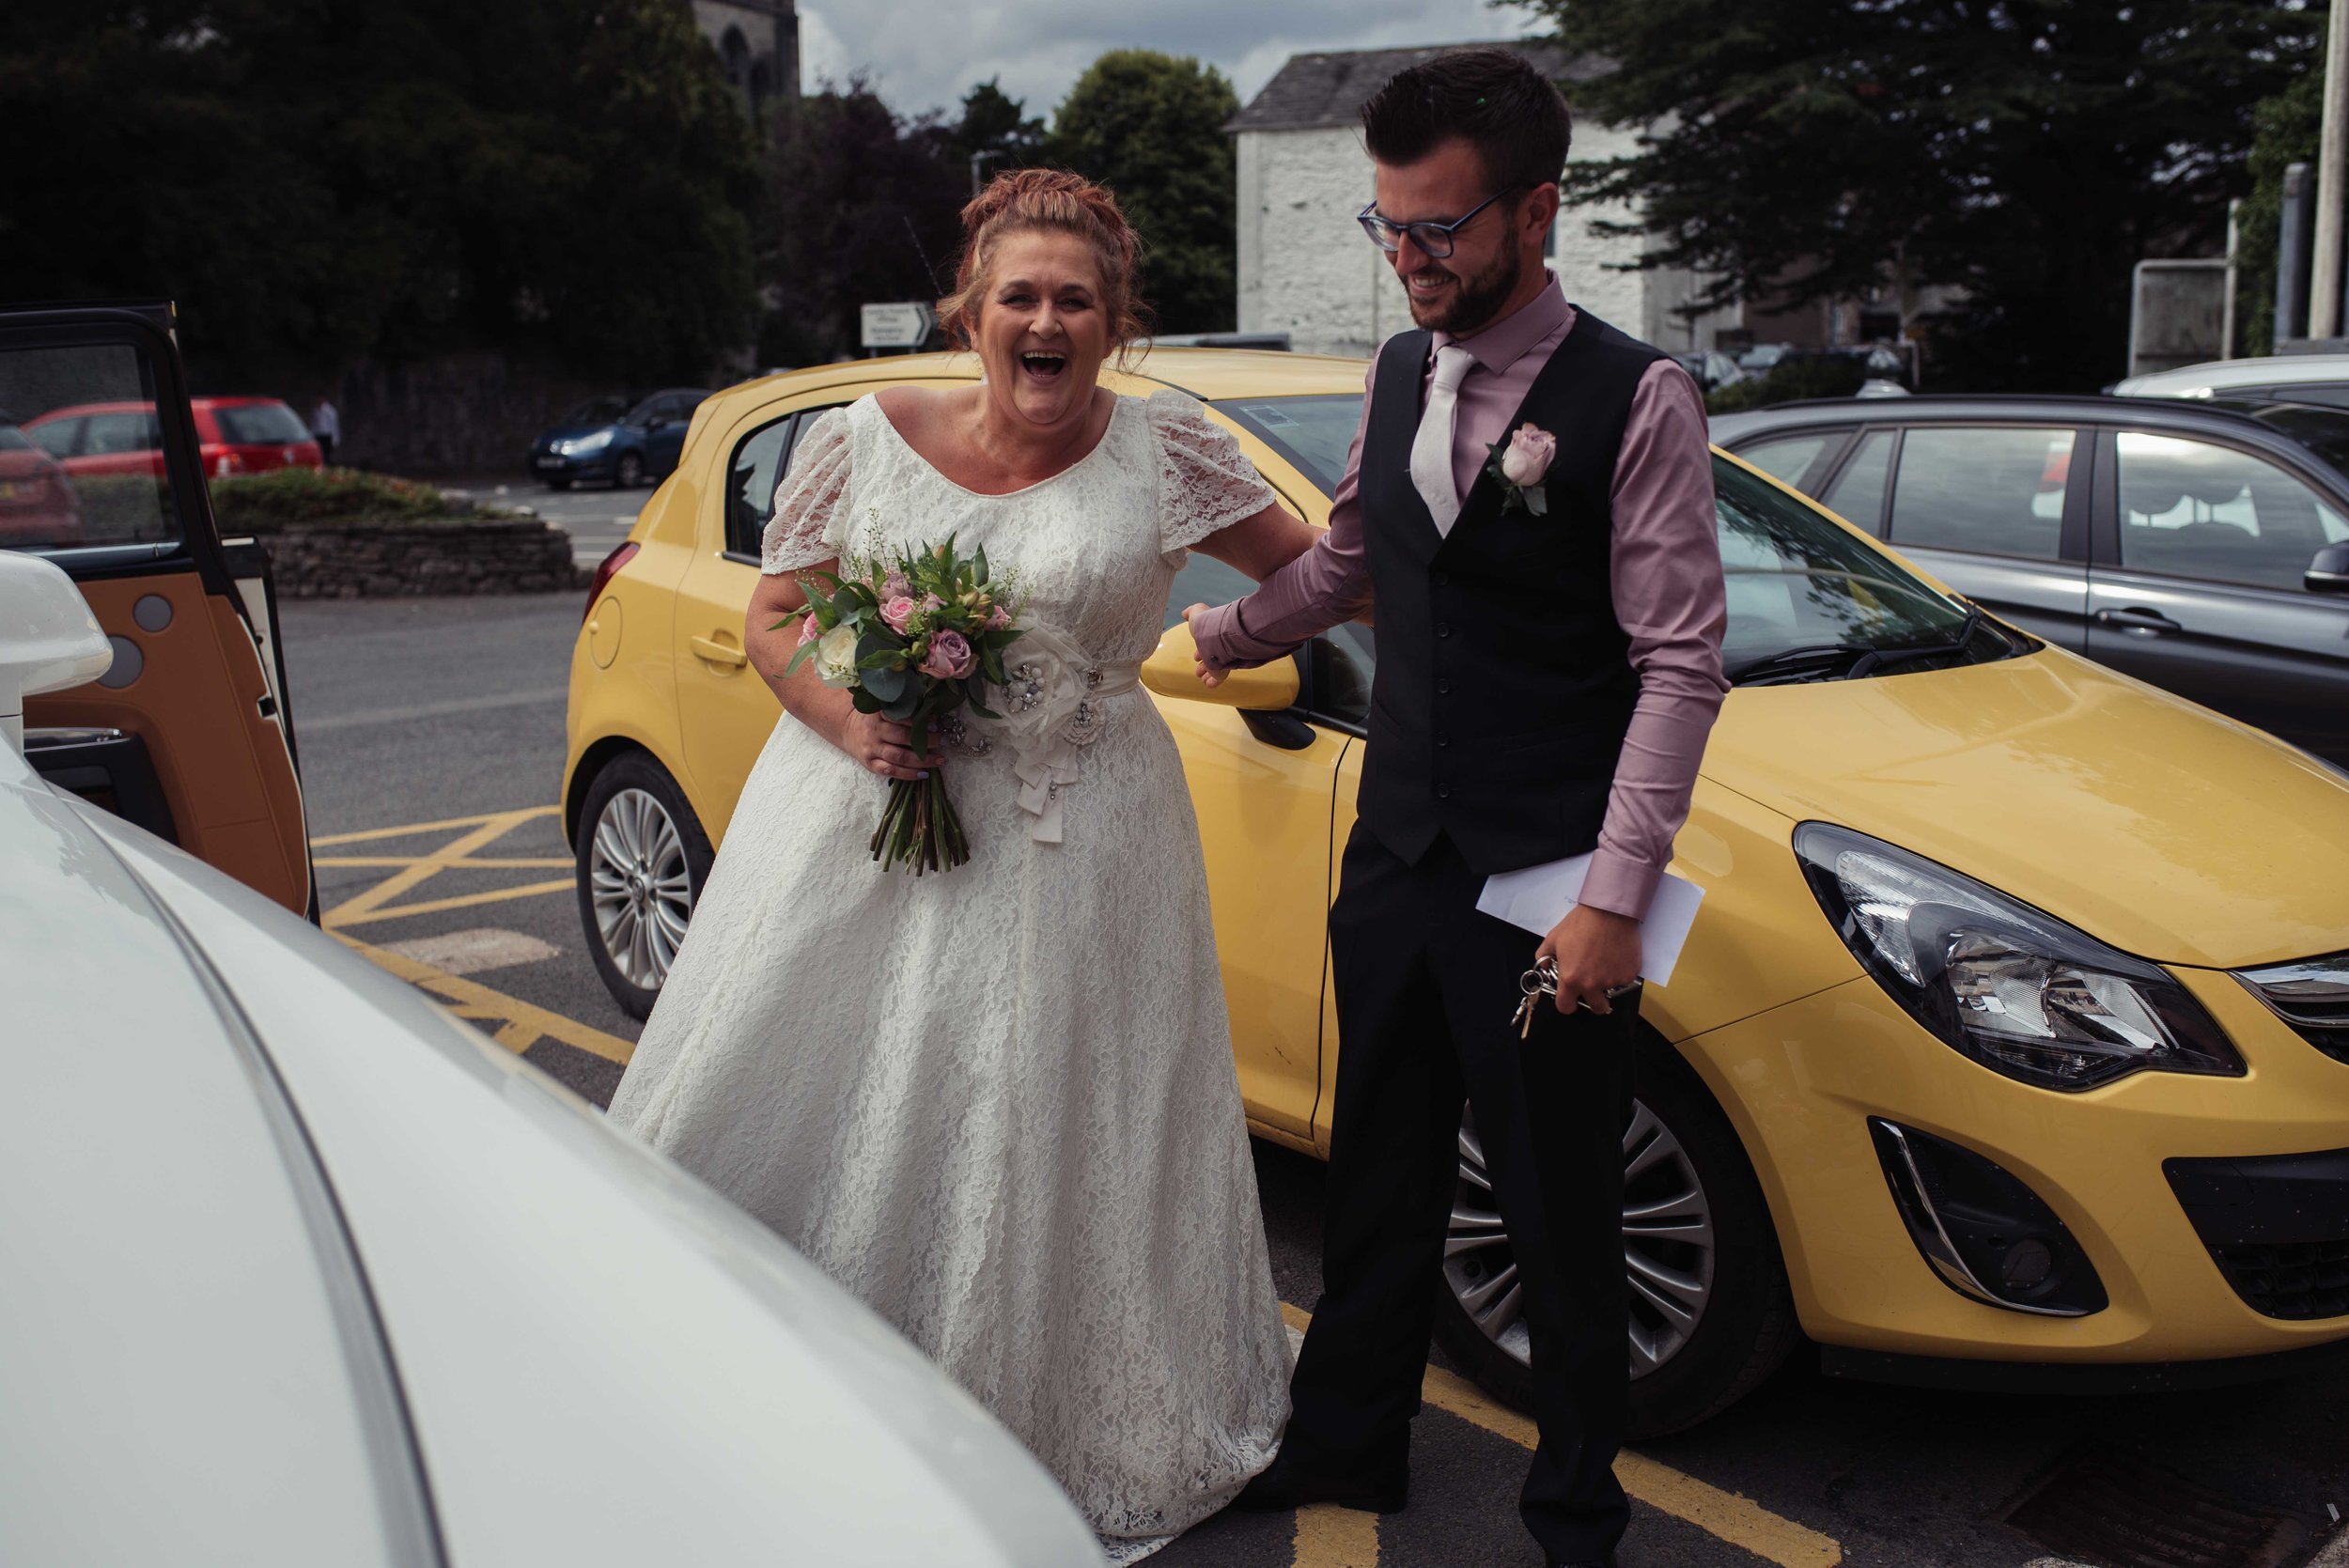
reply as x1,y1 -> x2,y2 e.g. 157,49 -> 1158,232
1147,389 -> 1277,564
759,407 -> 854,574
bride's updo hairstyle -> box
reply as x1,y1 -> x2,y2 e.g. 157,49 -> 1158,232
938,168 -> 1153,358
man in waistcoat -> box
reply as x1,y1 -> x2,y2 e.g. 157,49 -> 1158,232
1187,48 -> 1727,1568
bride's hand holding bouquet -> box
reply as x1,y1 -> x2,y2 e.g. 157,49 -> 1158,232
774,531 -> 1023,875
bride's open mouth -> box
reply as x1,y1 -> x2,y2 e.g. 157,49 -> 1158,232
1019,349 -> 1069,383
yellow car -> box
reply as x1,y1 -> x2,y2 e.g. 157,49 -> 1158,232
563,349 -> 2349,1437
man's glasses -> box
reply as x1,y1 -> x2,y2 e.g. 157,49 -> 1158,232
1356,188 -> 1524,259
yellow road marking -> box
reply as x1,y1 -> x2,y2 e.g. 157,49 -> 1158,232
314,854 -> 572,870
327,878 -> 577,928
334,931 -> 634,1067
1294,1504 -> 1378,1567
1278,1303 -> 1841,1568
311,806 -> 561,846
325,807 -> 549,925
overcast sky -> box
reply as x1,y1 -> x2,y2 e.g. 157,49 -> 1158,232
798,0 -> 1544,125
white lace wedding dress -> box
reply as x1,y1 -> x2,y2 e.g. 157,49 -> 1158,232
606,390 -> 1292,1561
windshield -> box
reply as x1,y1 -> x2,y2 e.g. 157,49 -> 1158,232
0,424 -> 29,451
563,395 -> 629,427
1208,392 -> 2009,686
2217,399 -> 2349,476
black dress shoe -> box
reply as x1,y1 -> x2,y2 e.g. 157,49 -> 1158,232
1227,1456 -> 1408,1514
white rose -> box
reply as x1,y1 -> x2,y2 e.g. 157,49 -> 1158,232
815,623 -> 861,687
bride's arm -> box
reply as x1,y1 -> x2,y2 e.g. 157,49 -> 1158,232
746,567 -> 940,782
1194,499 -> 1318,582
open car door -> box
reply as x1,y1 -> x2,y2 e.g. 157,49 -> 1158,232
0,301 -> 311,916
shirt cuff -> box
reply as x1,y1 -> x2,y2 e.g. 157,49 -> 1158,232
1188,598 -> 1275,671
1579,849 -> 1662,924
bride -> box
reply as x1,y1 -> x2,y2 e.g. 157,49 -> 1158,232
606,169 -> 1315,1560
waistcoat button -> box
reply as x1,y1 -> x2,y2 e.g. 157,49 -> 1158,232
1436,622 -> 1452,637
1437,784 -> 1452,800
1433,571 -> 1449,586
1436,678 -> 1452,695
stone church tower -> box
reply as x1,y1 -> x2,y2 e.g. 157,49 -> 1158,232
692,0 -> 799,127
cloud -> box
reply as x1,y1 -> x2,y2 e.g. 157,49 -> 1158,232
795,0 -> 1542,123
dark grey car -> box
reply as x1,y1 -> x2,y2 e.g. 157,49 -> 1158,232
1710,396 -> 2349,764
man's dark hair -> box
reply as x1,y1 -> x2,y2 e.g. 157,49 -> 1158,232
1360,48 -> 1571,196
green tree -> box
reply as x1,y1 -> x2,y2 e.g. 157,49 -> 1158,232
1526,0 -> 2324,390
1050,50 -> 1238,334
0,0 -> 762,385
754,79 -> 967,366
950,78 -> 1050,194
2234,68 -> 2326,358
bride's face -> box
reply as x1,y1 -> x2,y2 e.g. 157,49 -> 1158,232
975,231 -> 1112,431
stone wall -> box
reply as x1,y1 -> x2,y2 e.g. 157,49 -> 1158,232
258,518 -> 591,598
1236,120 -> 1740,358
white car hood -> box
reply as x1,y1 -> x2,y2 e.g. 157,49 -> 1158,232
3,746 -> 1096,1567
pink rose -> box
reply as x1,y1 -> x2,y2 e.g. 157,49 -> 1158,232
1501,423 -> 1556,486
879,595 -> 918,633
795,613 -> 820,647
882,570 -> 910,600
920,629 -> 975,679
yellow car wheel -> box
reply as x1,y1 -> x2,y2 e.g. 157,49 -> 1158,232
1433,1035 -> 1802,1440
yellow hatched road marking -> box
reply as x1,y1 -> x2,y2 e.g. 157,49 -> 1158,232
1294,1504 -> 1378,1567
324,807 -> 550,925
311,806 -> 561,846
327,879 -> 578,928
1277,1304 -> 1841,1568
313,854 -> 573,870
334,932 -> 633,1067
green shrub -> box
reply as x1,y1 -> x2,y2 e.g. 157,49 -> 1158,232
209,467 -> 464,531
69,474 -> 177,543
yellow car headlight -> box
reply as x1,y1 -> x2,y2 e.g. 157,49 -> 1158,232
1794,822 -> 2245,1092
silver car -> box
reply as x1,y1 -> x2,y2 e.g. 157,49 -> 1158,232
1711,394 -> 2349,764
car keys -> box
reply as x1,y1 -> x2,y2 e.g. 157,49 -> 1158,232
1514,958 -> 1558,1037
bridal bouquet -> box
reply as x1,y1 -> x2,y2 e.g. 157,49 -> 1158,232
775,533 -> 1024,876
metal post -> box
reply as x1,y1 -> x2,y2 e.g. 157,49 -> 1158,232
2224,197 -> 2241,361
2310,0 -> 2349,338
2280,162 -> 2314,346
970,148 -> 1004,196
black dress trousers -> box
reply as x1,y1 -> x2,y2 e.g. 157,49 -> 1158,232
1285,824 -> 1637,1560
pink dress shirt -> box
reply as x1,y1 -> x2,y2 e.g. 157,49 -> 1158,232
1189,273 -> 1728,921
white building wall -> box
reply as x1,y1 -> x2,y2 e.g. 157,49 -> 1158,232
1237,116 -> 1735,358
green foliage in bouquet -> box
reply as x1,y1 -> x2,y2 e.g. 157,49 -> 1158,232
773,532 -> 1024,875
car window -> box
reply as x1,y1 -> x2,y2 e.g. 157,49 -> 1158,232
0,346 -> 180,550
2114,431 -> 2349,591
1889,427 -> 2072,560
726,402 -> 850,559
25,417 -> 78,458
1735,433 -> 1839,489
212,401 -> 312,445
2252,383 -> 2349,410
0,424 -> 28,451
1820,429 -> 1893,531
1210,396 -> 1361,496
82,410 -> 162,457
564,395 -> 629,427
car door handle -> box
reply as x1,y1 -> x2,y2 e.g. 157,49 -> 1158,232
691,633 -> 748,667
2093,607 -> 2183,636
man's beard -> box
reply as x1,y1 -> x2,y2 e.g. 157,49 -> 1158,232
1405,241 -> 1522,334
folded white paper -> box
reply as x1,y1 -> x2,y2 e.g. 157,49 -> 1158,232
1475,854 -> 1705,986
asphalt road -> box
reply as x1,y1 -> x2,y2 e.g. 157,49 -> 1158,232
276,590 -> 2349,1568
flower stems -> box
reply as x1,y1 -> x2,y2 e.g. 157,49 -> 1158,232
869,767 -> 969,876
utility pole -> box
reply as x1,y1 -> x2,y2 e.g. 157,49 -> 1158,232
970,148 -> 1005,197
2310,0 -> 2349,338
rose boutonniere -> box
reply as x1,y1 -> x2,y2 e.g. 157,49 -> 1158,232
1485,423 -> 1556,516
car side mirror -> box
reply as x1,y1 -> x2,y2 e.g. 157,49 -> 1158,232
2309,542 -> 2349,595
1141,621 -> 1301,712
0,551 -> 112,752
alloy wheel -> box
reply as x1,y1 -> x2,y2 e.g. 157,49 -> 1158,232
587,786 -> 693,990
1442,1100 -> 1719,1376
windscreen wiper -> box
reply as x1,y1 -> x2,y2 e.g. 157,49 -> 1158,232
1725,643 -> 1873,685
1846,604 -> 1986,677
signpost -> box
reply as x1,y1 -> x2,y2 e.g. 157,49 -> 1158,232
860,303 -> 938,353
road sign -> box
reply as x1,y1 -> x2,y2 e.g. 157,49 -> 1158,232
861,302 -> 937,350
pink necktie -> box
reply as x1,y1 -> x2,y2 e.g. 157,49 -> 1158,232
1409,345 -> 1476,536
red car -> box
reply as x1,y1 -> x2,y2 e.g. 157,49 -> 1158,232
25,396 -> 322,478
0,421 -> 83,545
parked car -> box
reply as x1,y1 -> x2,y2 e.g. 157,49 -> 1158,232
564,349 -> 2349,1439
0,419 -> 83,546
528,387 -> 712,489
0,551 -> 1101,1568
1710,394 -> 2349,764
1671,349 -> 1748,393
24,395 -> 321,478
0,303 -> 310,915
2113,353 -> 2349,407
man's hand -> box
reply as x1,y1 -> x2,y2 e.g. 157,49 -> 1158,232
1181,602 -> 1227,688
1536,904 -> 1641,1015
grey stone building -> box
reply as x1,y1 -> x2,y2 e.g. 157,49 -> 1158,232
692,0 -> 798,126
1230,43 -> 1735,360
